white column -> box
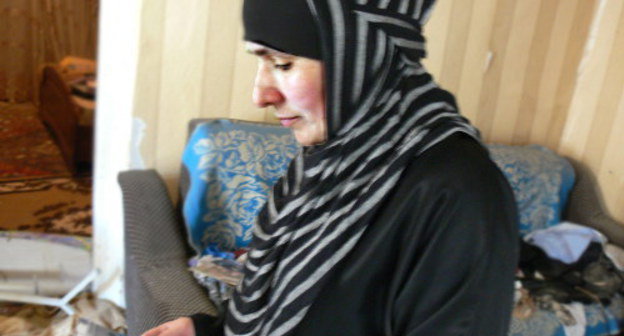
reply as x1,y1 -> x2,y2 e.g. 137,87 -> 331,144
93,0 -> 143,308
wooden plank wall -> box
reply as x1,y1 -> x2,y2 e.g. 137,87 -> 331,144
426,0 -> 623,222
558,0 -> 624,221
424,0 -> 597,148
132,0 -> 269,191
131,0 -> 623,222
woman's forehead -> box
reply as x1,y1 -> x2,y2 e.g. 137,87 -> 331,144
245,42 -> 295,58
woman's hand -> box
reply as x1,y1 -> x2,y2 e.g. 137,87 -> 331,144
141,317 -> 195,336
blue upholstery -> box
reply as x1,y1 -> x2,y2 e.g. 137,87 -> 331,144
181,119 -> 299,254
508,295 -> 624,336
488,144 -> 575,236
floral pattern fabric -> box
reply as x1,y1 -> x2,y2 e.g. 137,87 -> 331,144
488,144 -> 575,236
509,295 -> 624,336
181,120 -> 299,253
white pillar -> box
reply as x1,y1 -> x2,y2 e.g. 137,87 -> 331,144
93,0 -> 143,308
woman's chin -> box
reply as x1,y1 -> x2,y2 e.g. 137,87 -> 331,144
293,131 -> 325,147
294,135 -> 314,146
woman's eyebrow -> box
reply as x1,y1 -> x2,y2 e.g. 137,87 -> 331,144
246,47 -> 292,59
247,48 -> 269,56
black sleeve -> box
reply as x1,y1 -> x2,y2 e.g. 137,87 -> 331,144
190,313 -> 224,336
388,141 -> 519,335
293,135 -> 519,336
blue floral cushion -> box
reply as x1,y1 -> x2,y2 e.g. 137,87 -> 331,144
488,144 -> 575,236
509,295 -> 624,336
181,119 -> 299,254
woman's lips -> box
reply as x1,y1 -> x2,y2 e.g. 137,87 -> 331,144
279,116 -> 300,127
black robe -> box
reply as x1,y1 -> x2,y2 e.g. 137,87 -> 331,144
192,133 -> 519,335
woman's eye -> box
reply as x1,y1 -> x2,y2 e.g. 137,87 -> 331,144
274,62 -> 293,71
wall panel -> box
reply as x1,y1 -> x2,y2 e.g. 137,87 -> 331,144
454,0 -> 498,123
133,0 -> 265,196
155,0 -> 211,189
199,0 -> 242,118
473,0 -> 517,137
489,0 -> 541,144
512,0 -> 559,145
529,0 -> 578,147
422,0 -> 453,78
133,0 -> 166,169
600,93 -> 624,220
545,0 -> 599,150
559,0 -> 624,222
427,0 -> 597,149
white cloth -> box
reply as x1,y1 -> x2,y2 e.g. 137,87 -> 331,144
562,303 -> 586,336
525,222 -> 606,264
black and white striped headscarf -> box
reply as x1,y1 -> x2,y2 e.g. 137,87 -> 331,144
227,1 -> 480,335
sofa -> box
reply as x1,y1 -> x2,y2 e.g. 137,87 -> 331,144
119,118 -> 624,336
39,56 -> 96,173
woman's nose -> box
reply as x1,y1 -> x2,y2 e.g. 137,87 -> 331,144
252,85 -> 284,108
252,67 -> 284,108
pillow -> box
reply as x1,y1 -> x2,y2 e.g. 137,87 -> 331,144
181,119 -> 299,254
488,144 -> 575,236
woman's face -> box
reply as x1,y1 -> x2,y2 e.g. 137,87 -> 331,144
246,42 -> 326,146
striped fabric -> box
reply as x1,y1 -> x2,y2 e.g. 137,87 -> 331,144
227,1 -> 480,335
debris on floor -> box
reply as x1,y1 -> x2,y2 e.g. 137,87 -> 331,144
0,292 -> 126,336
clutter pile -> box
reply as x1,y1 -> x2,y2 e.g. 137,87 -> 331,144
0,293 -> 126,336
514,222 -> 624,336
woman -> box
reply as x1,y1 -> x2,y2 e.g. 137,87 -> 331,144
144,0 -> 518,335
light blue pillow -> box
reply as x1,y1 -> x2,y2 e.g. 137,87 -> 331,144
181,120 -> 299,254
488,144 -> 575,236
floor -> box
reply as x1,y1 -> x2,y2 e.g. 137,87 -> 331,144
0,102 -> 69,181
0,102 -> 126,335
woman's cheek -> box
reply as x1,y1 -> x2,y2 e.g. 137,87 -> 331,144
285,76 -> 324,113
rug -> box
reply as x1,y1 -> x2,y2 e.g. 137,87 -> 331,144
0,102 -> 70,182
0,177 -> 92,236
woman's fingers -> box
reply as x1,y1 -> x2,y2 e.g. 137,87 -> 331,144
140,317 -> 195,336
142,324 -> 168,336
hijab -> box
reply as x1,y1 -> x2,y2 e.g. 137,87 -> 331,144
243,0 -> 322,60
229,1 -> 480,335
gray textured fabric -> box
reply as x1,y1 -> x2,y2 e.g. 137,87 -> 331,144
563,158 -> 624,247
119,170 -> 217,336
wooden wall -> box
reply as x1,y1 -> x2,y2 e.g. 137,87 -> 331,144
558,0 -> 624,222
425,0 -> 623,222
132,0 -> 268,190
424,0 -> 597,148
131,0 -> 623,222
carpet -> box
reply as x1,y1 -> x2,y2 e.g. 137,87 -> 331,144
0,177 -> 92,236
0,102 -> 70,181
